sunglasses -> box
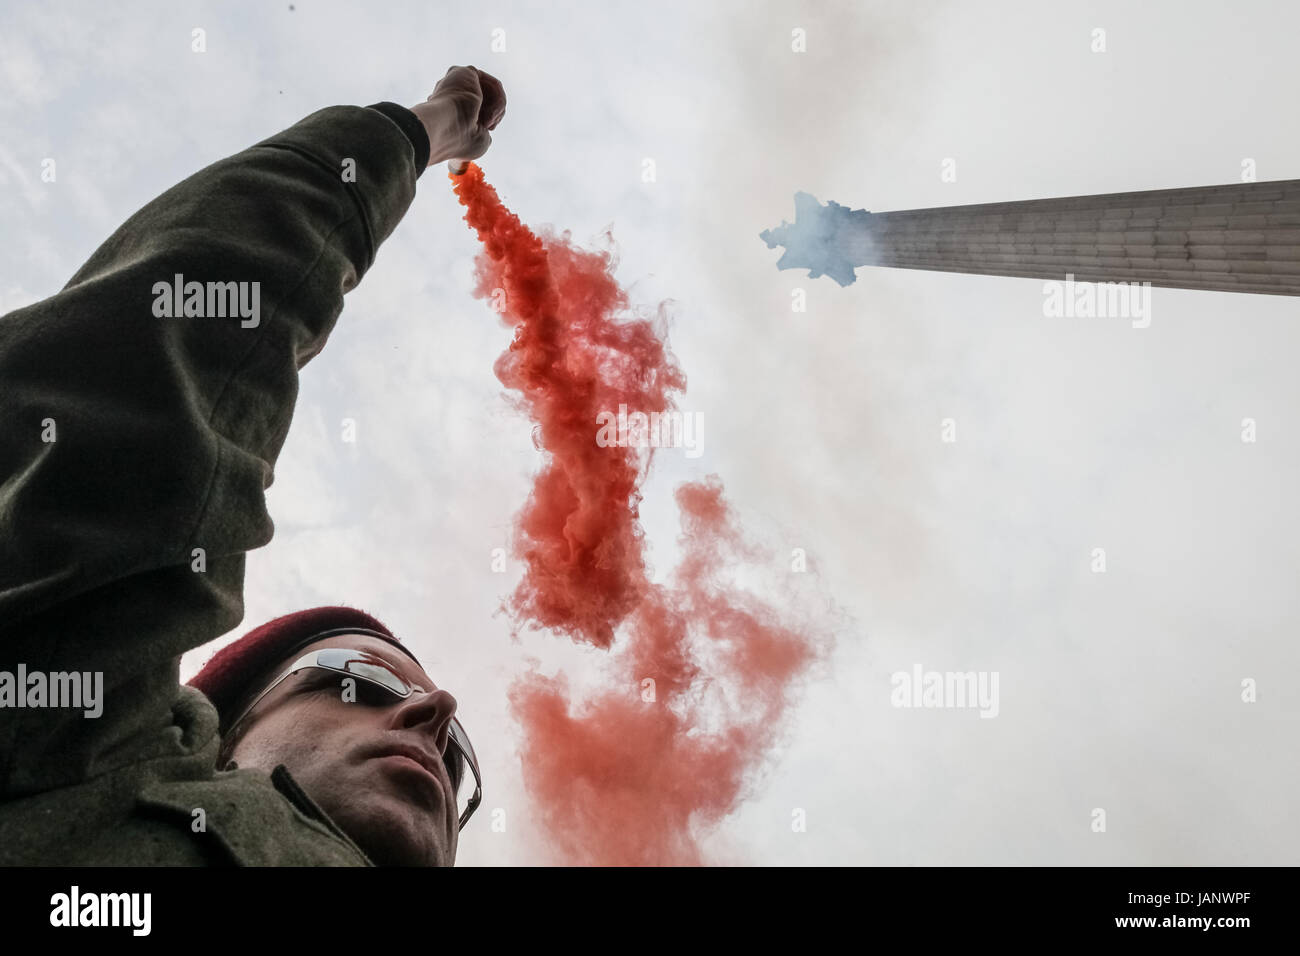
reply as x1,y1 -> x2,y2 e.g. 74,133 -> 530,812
226,644 -> 482,831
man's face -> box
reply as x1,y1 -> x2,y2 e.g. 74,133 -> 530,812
224,633 -> 460,866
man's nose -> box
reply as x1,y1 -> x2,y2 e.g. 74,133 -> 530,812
390,687 -> 458,757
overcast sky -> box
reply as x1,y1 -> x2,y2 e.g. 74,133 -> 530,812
3,0 -> 1297,865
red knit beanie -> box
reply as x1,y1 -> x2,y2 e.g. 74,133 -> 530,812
189,605 -> 420,734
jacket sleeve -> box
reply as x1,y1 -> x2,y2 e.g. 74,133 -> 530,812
0,103 -> 429,794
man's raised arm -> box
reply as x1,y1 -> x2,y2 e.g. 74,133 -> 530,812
0,67 -> 505,793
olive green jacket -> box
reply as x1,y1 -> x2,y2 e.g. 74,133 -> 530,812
0,102 -> 429,864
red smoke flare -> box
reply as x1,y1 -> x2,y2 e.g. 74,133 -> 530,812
451,163 -> 831,865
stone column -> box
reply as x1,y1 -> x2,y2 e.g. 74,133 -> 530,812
761,181 -> 1300,295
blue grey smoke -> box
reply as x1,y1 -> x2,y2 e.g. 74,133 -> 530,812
760,191 -> 874,287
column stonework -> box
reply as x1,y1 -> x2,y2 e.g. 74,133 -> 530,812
761,181 -> 1300,295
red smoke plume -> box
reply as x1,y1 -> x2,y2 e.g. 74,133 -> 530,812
452,163 -> 831,865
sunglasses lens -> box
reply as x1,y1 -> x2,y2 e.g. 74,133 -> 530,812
346,659 -> 411,696
316,649 -> 413,698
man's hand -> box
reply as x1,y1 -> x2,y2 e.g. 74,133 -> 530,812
408,66 -> 507,172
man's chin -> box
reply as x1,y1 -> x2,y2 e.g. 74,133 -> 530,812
327,790 -> 451,866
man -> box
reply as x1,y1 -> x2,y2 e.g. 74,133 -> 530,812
189,604 -> 479,867
0,65 -> 506,866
